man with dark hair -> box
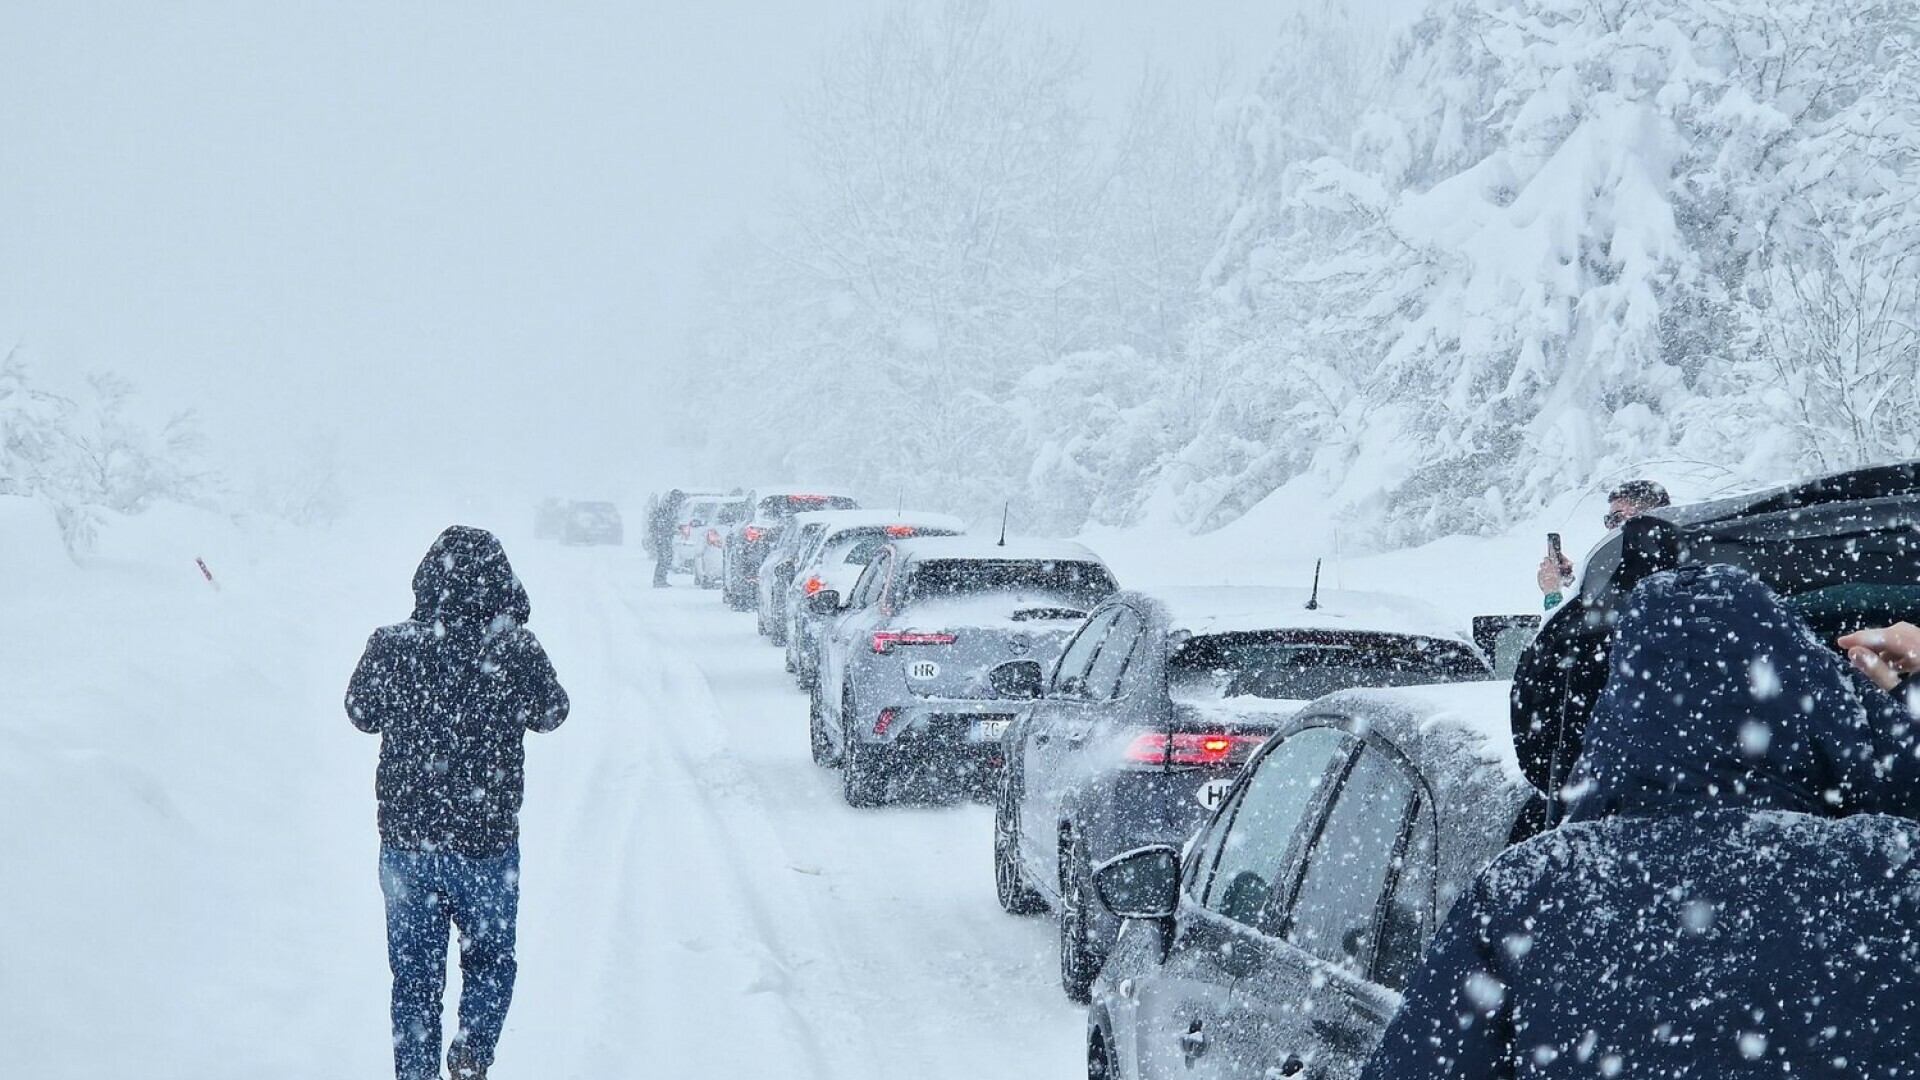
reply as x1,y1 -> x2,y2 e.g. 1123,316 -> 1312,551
1537,478 -> 1670,612
347,526 -> 569,1080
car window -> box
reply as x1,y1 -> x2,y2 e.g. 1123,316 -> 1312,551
1192,725 -> 1351,927
1052,608 -> 1120,697
1278,743 -> 1420,976
715,500 -> 750,525
849,554 -> 889,609
1371,796 -> 1437,992
1082,607 -> 1143,700
902,559 -> 1116,608
1168,630 -> 1490,703
684,501 -> 717,524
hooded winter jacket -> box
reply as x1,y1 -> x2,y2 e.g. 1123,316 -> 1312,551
346,526 -> 569,857
1362,565 -> 1920,1079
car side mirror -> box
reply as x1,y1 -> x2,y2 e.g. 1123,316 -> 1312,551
987,659 -> 1045,700
806,590 -> 842,616
1472,614 -> 1541,680
1093,844 -> 1181,921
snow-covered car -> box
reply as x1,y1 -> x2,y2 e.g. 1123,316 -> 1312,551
1086,682 -> 1535,1080
806,537 -> 1118,806
720,490 -> 859,611
678,494 -> 752,585
756,515 -> 835,642
996,586 -> 1494,1002
1513,459 -> 1920,812
533,497 -> 568,540
560,500 -> 623,545
782,511 -> 968,684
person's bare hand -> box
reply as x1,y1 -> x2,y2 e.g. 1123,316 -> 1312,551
1838,622 -> 1920,691
1536,554 -> 1574,594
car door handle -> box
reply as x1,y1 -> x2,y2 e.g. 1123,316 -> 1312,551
1180,1022 -> 1207,1066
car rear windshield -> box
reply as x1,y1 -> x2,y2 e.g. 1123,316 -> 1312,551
903,559 -> 1116,608
1170,630 -> 1490,702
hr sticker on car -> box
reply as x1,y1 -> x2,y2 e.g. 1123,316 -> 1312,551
906,660 -> 941,681
1194,778 -> 1235,811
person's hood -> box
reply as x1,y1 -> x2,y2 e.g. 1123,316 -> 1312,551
410,526 -> 531,630
1565,564 -> 1870,822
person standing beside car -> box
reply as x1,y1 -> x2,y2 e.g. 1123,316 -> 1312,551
346,526 -> 570,1080
1536,479 -> 1670,611
648,488 -> 685,587
1363,565 -> 1920,1080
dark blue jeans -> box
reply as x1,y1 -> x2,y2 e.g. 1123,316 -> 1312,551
379,846 -> 520,1080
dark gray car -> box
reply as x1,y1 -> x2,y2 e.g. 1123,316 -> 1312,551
998,587 -> 1493,1002
1086,682 -> 1535,1080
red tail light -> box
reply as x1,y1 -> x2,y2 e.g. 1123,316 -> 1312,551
706,529 -> 722,547
884,525 -> 918,537
874,707 -> 898,736
804,576 -> 824,595
871,631 -> 958,654
1123,732 -> 1268,767
744,526 -> 766,543
679,524 -> 692,538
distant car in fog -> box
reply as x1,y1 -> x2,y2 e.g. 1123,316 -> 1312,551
721,490 -> 860,611
1086,682 -> 1532,1080
994,586 -> 1494,1002
782,511 -> 968,685
807,536 -> 1117,807
561,500 -> 624,545
534,497 -> 568,540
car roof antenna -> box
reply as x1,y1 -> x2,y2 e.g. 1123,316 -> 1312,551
998,502 -> 1009,547
1305,558 -> 1322,610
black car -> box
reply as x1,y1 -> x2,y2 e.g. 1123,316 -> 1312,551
996,586 -> 1493,1002
721,490 -> 859,611
1086,683 -> 1535,1080
1512,459 -> 1920,811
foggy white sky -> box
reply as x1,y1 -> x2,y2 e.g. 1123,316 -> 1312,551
0,1 -> 1423,502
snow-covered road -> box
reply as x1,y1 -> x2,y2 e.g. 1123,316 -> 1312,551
2,515 -> 1085,1079
505,543 -> 1086,1078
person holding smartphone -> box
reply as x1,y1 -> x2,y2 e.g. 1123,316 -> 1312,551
1537,479 -> 1670,611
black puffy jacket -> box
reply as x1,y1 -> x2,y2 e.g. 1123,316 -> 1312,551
1363,565 -> 1920,1079
346,526 -> 568,857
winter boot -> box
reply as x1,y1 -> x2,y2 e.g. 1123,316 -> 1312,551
446,1044 -> 487,1080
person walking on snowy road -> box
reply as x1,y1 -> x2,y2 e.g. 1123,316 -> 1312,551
1364,564 -> 1920,1079
346,526 -> 569,1080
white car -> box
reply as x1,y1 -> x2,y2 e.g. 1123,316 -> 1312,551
673,494 -> 749,582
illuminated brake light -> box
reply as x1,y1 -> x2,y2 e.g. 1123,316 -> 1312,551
744,526 -> 766,543
679,524 -> 692,538
884,525 -> 918,537
871,631 -> 958,654
1123,732 -> 1268,767
804,576 -> 824,595
874,707 -> 898,736
706,529 -> 722,547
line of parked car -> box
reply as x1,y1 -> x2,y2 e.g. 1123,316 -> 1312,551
618,463 -> 1920,1079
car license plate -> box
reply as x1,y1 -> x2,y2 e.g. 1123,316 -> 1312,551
973,718 -> 1011,742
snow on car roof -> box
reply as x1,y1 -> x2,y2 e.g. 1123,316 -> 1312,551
890,536 -> 1106,565
1140,585 -> 1472,642
1296,681 -> 1525,785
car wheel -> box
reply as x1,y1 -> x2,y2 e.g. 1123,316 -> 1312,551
995,777 -> 1048,916
1059,829 -> 1100,1003
1087,1018 -> 1121,1080
808,682 -> 839,767
841,690 -> 886,807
